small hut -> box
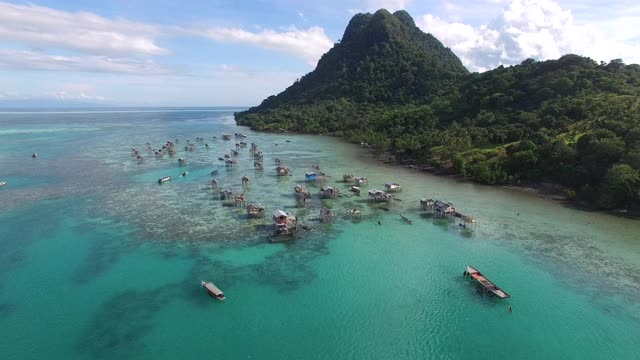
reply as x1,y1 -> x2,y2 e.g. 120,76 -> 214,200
319,207 -> 335,222
220,189 -> 233,201
350,186 -> 361,195
320,186 -> 341,199
343,174 -> 355,182
211,179 -> 219,189
294,184 -> 312,206
247,204 -> 266,218
276,166 -> 290,176
460,214 -> 476,229
434,200 -> 456,218
385,182 -> 401,192
355,177 -> 368,186
305,171 -> 326,183
420,198 -> 435,210
368,189 -> 393,202
242,175 -> 250,185
235,193 -> 246,207
271,210 -> 298,239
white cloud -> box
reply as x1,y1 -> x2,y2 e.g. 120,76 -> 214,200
0,2 -> 168,56
368,0 -> 414,12
0,49 -> 171,74
417,0 -> 640,71
201,26 -> 333,66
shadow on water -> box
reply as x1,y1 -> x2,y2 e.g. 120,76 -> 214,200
77,284 -> 177,359
0,302 -> 18,318
0,199 -> 76,288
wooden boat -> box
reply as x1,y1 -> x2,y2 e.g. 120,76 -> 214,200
466,265 -> 510,299
201,280 -> 226,300
211,170 -> 219,175
158,176 -> 171,184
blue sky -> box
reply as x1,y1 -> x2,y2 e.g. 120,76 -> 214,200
0,0 -> 639,106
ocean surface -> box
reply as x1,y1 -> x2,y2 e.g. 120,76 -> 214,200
0,108 -> 639,359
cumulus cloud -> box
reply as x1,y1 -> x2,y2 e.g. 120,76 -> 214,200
201,26 -> 333,65
0,2 -> 168,56
417,0 -> 640,71
0,49 -> 171,74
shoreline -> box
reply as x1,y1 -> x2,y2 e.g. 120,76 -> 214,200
361,144 -> 640,219
245,127 -> 640,219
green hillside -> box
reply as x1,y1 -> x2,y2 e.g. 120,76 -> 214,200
236,9 -> 640,210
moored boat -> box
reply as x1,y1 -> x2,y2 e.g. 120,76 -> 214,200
158,176 -> 171,184
465,265 -> 510,299
201,280 -> 226,300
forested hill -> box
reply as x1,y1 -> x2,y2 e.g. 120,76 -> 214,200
235,10 -> 640,210
250,9 -> 467,111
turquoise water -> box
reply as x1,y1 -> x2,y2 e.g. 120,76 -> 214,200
1,108 -> 639,359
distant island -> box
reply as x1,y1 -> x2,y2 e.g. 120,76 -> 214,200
236,9 -> 640,211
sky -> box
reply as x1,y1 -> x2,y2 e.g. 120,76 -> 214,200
0,0 -> 639,106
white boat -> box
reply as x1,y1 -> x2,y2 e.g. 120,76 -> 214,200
201,280 -> 226,300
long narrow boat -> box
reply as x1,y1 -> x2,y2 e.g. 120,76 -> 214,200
466,265 -> 510,299
201,280 -> 226,300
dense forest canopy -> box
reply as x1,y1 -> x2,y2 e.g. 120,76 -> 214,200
236,9 -> 640,210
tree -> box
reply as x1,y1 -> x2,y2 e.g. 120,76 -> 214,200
597,164 -> 640,209
452,155 -> 467,176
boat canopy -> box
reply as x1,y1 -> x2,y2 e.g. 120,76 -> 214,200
272,210 -> 287,218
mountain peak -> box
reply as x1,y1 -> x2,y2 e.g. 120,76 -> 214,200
343,8 -> 417,43
237,9 -> 467,116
